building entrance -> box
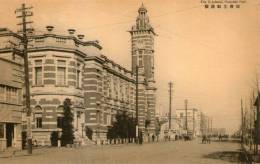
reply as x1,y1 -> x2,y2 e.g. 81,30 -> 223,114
6,123 -> 14,147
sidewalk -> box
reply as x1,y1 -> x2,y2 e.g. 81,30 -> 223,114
0,147 -> 58,159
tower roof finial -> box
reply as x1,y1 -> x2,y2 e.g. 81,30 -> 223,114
138,2 -> 147,13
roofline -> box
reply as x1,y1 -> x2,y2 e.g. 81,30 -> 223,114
29,34 -> 102,50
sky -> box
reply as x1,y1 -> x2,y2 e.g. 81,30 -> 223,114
1,0 -> 260,133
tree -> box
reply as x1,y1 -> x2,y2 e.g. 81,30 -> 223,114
85,126 -> 93,140
155,117 -> 161,136
61,98 -> 74,146
107,112 -> 136,140
50,131 -> 58,146
145,119 -> 151,129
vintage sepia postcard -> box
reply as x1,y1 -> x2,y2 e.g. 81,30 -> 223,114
0,0 -> 259,163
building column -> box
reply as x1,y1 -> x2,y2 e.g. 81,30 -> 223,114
0,123 -> 6,151
14,124 -> 22,149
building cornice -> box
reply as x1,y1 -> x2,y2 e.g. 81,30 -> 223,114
128,28 -> 157,36
28,46 -> 87,58
28,34 -> 102,50
0,29 -> 23,40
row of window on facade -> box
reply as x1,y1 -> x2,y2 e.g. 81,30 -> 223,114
34,116 -> 64,129
34,113 -> 113,129
103,75 -> 135,102
34,59 -> 81,87
0,85 -> 20,104
33,105 -> 115,129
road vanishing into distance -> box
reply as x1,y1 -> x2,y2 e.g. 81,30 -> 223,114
0,139 -> 243,164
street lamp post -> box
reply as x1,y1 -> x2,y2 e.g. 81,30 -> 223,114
96,110 -> 101,145
81,123 -> 84,138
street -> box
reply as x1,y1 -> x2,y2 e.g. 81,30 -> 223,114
0,139 -> 244,164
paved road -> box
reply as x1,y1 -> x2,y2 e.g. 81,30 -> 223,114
0,139 -> 242,164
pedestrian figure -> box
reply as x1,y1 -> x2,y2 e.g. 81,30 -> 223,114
12,142 -> 16,158
34,139 -> 38,147
139,132 -> 143,145
152,134 -> 155,142
206,135 -> 211,144
202,135 -> 206,144
218,135 -> 222,142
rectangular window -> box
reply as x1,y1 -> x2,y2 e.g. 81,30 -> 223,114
0,85 -> 5,102
10,88 -> 17,103
76,70 -> 80,88
57,60 -> 66,66
57,117 -> 64,128
36,117 -> 42,128
57,67 -> 66,86
139,59 -> 143,67
0,124 -> 4,138
6,87 -> 11,103
107,115 -> 111,126
35,67 -> 43,85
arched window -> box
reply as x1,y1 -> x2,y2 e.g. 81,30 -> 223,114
34,105 -> 43,113
56,106 -> 64,128
57,106 -> 63,113
34,106 -> 42,128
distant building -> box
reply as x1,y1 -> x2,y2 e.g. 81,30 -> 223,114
175,108 -> 201,136
0,28 -> 24,150
211,128 -> 226,136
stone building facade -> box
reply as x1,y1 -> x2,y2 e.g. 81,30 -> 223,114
0,28 -> 24,150
84,55 -> 137,141
0,4 -> 156,145
27,27 -> 93,145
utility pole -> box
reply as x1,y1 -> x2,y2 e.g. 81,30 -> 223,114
185,99 -> 188,132
211,117 -> 213,134
207,116 -> 210,135
257,91 -> 260,154
252,91 -> 256,154
256,75 -> 260,154
249,97 -> 253,151
192,109 -> 195,137
241,99 -> 244,145
168,82 -> 173,130
15,3 -> 33,154
135,65 -> 139,142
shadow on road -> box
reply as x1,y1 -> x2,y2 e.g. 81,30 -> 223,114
203,150 -> 249,163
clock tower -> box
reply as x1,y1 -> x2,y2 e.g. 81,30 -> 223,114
130,3 -> 156,81
129,4 -> 156,134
